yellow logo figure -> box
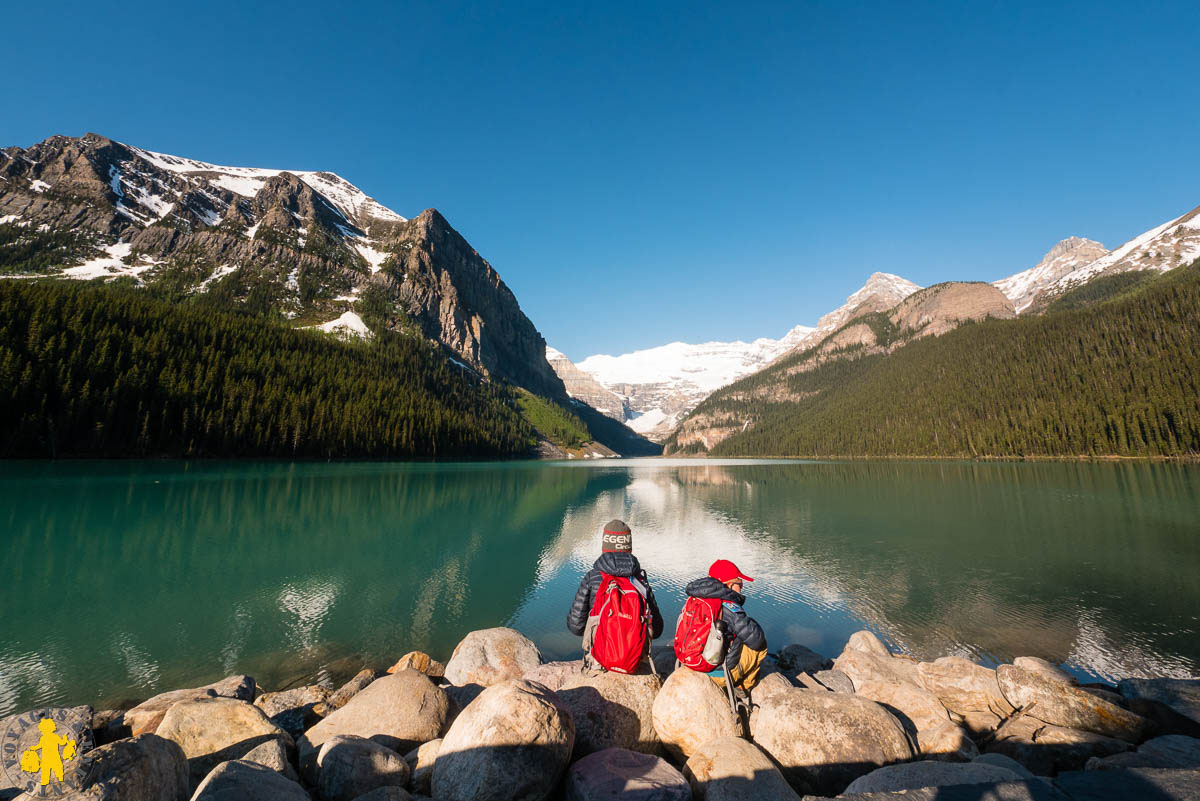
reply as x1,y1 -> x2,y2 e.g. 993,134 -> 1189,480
20,718 -> 77,787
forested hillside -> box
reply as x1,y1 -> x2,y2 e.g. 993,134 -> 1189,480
0,281 -> 538,458
668,262 -> 1200,458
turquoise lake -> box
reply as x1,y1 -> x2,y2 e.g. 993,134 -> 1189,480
1,458 -> 1198,716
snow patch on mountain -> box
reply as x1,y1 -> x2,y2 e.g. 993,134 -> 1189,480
993,237 -> 1110,313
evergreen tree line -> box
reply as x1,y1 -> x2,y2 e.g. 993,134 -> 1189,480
0,280 -> 538,458
679,264 -> 1200,458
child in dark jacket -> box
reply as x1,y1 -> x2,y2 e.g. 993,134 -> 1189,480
683,558 -> 768,692
566,519 -> 665,668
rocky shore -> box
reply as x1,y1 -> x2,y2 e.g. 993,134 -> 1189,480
3,627 -> 1198,800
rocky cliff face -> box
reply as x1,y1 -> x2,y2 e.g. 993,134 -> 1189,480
545,348 -> 629,421
993,237 -> 1110,313
0,133 -> 562,398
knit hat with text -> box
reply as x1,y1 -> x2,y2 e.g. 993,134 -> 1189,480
601,519 -> 632,552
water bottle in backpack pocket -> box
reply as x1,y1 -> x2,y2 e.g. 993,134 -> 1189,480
673,596 -> 728,671
585,573 -> 651,674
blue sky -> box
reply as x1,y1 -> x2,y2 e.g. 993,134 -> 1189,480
4,0 -> 1198,358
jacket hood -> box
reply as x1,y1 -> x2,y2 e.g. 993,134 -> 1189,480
594,552 -> 642,577
685,576 -> 745,605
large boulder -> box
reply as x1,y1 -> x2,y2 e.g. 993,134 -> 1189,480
986,715 -> 1131,775
916,657 -> 1014,717
916,721 -> 979,761
115,675 -> 255,736
316,735 -> 410,801
1013,657 -> 1077,686
403,738 -> 441,796
753,672 -> 797,704
683,736 -> 801,801
1054,767 -> 1200,801
852,678 -> 949,733
1117,677 -> 1200,734
997,665 -> 1148,742
843,630 -> 893,656
1085,734 -> 1200,770
298,670 -> 448,775
431,679 -> 574,801
349,789 -> 412,801
386,652 -> 445,679
557,671 -> 662,757
651,668 -> 737,762
69,734 -> 189,801
776,644 -> 832,674
314,668 -> 382,717
842,759 -> 1027,794
190,758 -> 309,801
241,737 -> 298,781
443,628 -> 542,687
749,687 -> 913,795
834,649 -> 922,691
522,660 -> 586,692
563,747 -> 690,801
254,684 -> 330,737
154,697 -> 293,790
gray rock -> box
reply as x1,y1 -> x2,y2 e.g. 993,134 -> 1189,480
916,721 -> 979,761
443,627 -> 542,688
973,752 -> 1038,780
118,675 -> 255,736
842,759 -> 1026,794
1012,657 -> 1077,686
852,678 -> 950,733
444,682 -> 485,724
58,733 -> 189,801
1085,734 -> 1200,770
834,649 -> 922,691
986,715 -> 1131,775
795,672 -> 828,692
997,665 -> 1148,742
564,747 -> 690,801
432,679 -> 574,801
316,735 -> 410,801
241,737 -> 299,781
812,669 -> 854,694
843,630 -> 892,656
557,671 -> 662,757
154,697 -> 293,791
749,685 -> 913,795
298,670 -> 447,777
1117,677 -> 1200,732
190,758 -> 309,801
316,669 -> 382,717
916,657 -> 1014,718
826,780 -> 1069,801
1054,767 -> 1200,801
403,738 -> 440,796
683,736 -> 801,801
254,685 -> 330,737
521,660 -> 585,692
776,645 -> 832,675
651,667 -> 737,762
348,788 -> 413,801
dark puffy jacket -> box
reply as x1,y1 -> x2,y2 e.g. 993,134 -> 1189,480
566,552 -> 665,640
684,576 -> 767,671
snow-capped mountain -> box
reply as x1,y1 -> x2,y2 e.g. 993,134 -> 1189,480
551,324 -> 815,441
774,271 -> 922,359
993,237 -> 1110,313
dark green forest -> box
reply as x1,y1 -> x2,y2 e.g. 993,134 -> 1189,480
671,263 -> 1200,459
0,280 -> 539,458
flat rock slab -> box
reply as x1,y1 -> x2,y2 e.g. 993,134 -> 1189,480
190,758 -> 309,801
1054,767 -> 1200,801
803,779 -> 1070,800
443,627 -> 542,687
564,747 -> 690,801
842,760 -> 1026,794
997,665 -> 1148,742
683,736 -> 801,801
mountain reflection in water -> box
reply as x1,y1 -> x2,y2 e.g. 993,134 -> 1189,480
0,459 -> 1196,715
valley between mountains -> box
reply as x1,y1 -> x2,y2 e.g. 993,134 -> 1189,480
2,133 -> 1198,459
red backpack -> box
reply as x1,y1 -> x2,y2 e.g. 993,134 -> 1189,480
673,596 -> 726,672
588,573 -> 651,674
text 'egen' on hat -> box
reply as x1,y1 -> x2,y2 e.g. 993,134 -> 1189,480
601,519 -> 632,552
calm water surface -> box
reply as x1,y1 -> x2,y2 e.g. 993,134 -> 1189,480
2,459 -> 1198,715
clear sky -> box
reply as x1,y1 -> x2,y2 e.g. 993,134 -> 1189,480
4,0 -> 1198,359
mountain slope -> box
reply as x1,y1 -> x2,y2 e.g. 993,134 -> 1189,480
668,262 -> 1200,458
993,236 -> 1110,313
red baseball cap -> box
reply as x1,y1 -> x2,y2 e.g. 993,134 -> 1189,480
709,559 -> 754,583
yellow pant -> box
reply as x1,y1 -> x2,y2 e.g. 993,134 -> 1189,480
709,645 -> 767,691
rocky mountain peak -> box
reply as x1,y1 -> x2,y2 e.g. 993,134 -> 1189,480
994,236 -> 1110,313
1044,236 -> 1105,261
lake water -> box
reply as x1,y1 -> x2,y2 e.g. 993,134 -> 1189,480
2,458 -> 1198,716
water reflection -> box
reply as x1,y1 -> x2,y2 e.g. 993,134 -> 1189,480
0,459 -> 1197,715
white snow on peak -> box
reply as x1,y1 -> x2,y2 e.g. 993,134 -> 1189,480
126,144 -> 407,224
545,346 -> 568,362
993,237 -> 1109,313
